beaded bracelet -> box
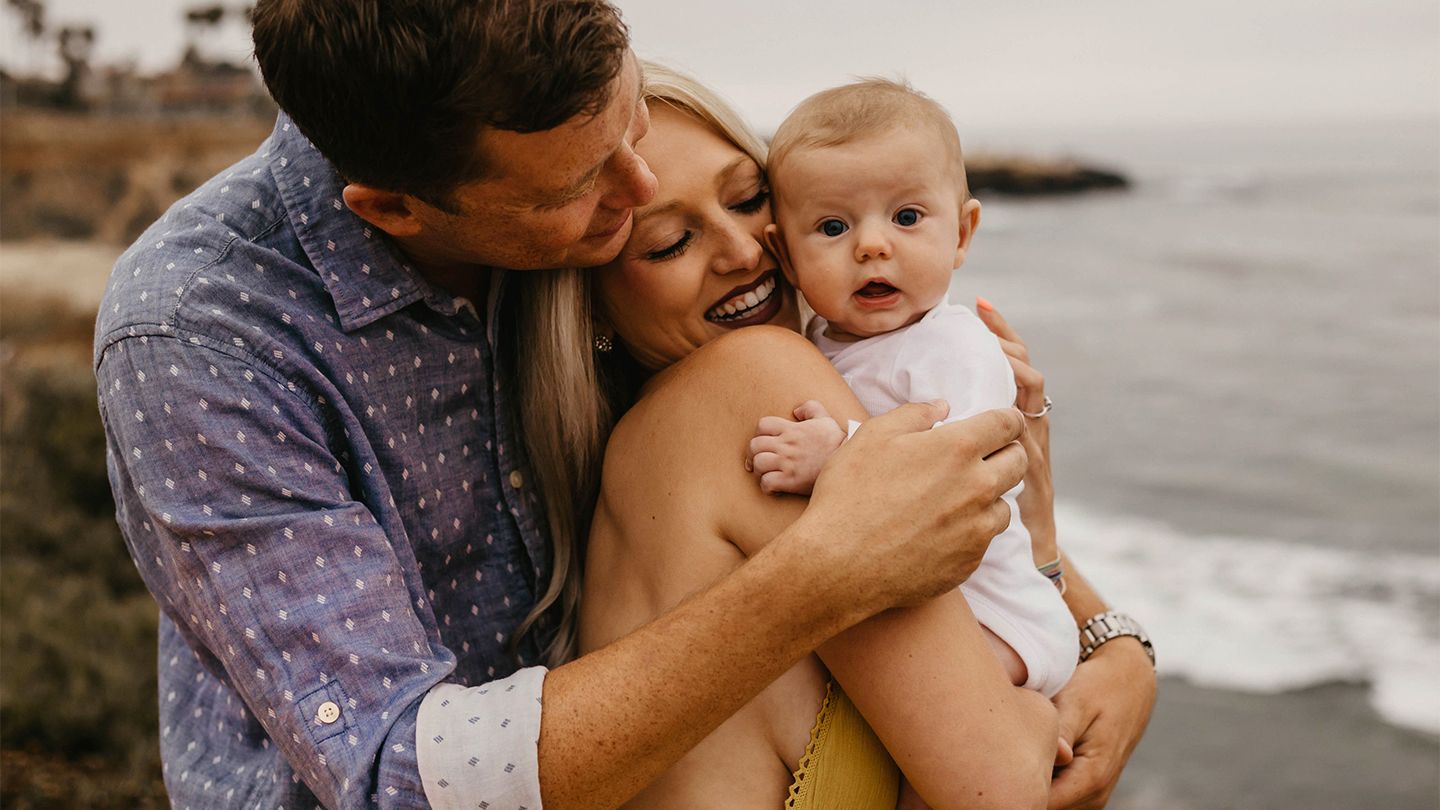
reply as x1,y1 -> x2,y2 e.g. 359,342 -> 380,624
1037,556 -> 1066,593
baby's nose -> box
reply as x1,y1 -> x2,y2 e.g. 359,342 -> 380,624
855,230 -> 892,261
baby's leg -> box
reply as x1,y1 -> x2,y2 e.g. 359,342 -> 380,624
982,626 -> 1028,687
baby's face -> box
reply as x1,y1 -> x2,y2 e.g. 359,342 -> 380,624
772,127 -> 970,340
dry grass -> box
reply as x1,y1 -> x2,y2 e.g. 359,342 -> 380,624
1,111 -> 273,244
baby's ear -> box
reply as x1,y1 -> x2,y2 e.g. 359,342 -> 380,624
764,224 -> 799,287
954,198 -> 982,268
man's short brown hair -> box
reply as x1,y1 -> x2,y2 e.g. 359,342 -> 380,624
252,0 -> 629,211
768,78 -> 970,199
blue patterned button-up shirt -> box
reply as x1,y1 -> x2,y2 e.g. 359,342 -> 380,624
94,115 -> 554,808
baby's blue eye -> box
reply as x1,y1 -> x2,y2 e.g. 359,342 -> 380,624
819,219 -> 848,237
894,208 -> 922,226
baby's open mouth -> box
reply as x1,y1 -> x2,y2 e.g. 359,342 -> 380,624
856,280 -> 898,298
705,272 -> 780,325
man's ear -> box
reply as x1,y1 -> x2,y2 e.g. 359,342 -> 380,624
954,198 -> 982,268
342,183 -> 425,239
764,224 -> 799,287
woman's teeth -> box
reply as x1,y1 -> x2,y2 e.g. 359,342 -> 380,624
707,275 -> 777,322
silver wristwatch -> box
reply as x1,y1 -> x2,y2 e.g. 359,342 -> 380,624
1079,611 -> 1155,668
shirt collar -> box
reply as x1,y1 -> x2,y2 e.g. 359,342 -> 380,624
268,114 -> 486,332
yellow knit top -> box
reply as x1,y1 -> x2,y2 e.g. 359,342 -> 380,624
785,682 -> 900,809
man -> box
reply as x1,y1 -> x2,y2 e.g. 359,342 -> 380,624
94,1 -> 1154,807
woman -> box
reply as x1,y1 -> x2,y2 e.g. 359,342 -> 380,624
512,65 -> 1147,808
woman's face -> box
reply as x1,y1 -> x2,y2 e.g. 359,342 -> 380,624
594,104 -> 797,371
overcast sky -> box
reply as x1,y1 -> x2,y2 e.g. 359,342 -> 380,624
4,0 -> 1436,131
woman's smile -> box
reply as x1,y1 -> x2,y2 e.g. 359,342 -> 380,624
705,270 -> 782,327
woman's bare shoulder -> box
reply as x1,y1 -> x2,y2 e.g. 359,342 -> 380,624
584,329 -> 841,645
647,326 -> 860,422
605,328 -> 812,478
600,326 -> 871,552
605,328 -> 858,467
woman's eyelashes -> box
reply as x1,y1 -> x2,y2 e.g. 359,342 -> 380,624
731,186 -> 770,215
645,230 -> 692,261
642,186 -> 769,262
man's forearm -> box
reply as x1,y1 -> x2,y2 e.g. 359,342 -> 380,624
537,516 -> 862,810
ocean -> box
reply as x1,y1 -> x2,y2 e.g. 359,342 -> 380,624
951,115 -> 1440,738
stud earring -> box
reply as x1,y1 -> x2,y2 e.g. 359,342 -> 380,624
594,334 -> 614,353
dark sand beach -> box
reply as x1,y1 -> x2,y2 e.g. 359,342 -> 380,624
1112,679 -> 1439,809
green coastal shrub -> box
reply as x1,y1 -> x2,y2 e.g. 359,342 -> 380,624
0,293 -> 167,807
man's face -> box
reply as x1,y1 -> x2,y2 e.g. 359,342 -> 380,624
409,53 -> 657,271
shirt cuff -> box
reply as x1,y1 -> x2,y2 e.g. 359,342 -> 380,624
417,666 -> 548,810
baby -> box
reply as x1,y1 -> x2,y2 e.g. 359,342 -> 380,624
751,78 -> 1078,698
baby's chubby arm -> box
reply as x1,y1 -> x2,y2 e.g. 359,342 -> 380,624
745,400 -> 848,495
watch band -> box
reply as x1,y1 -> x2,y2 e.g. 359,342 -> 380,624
1079,611 -> 1155,668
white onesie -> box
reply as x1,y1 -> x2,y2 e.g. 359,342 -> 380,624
810,302 -> 1078,697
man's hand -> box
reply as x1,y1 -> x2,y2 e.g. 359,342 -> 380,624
746,400 -> 846,495
796,400 -> 1028,612
1048,639 -> 1157,809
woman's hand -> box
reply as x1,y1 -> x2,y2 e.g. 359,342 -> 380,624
978,298 -> 1157,805
976,297 -> 1057,565
1047,638 -> 1157,809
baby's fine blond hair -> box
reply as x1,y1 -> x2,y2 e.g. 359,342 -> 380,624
768,78 -> 969,199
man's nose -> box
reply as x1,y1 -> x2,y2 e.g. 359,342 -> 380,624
601,147 -> 657,210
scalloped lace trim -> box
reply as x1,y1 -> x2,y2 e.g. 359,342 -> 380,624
784,681 -> 838,809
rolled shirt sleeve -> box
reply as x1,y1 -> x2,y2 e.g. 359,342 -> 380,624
98,333 -> 545,806
417,667 -> 547,809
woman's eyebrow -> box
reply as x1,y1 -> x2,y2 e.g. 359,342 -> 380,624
718,155 -> 755,184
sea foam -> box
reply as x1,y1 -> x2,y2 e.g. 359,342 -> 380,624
1056,500 -> 1440,737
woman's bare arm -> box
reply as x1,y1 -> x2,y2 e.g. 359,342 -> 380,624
679,327 -> 1057,809
1046,557 -> 1156,810
541,327 -> 1030,809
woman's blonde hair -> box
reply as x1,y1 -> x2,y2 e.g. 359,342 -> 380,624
509,62 -> 768,666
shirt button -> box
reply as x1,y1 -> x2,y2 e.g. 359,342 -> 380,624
316,701 -> 341,725
508,470 -> 524,489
